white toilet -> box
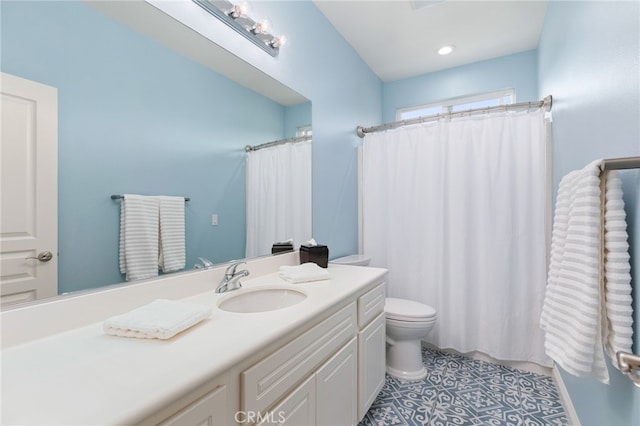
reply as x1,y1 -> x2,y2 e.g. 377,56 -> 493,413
330,255 -> 438,382
384,297 -> 436,381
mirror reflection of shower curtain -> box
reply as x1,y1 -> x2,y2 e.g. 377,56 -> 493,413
362,110 -> 551,366
245,140 -> 312,258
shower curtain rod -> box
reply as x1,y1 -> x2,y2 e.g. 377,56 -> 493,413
245,135 -> 311,152
601,156 -> 640,171
356,95 -> 553,138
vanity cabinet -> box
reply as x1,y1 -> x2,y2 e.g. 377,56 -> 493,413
2,254 -> 389,426
241,303 -> 357,416
147,279 -> 386,426
259,337 -> 357,426
246,282 -> 386,426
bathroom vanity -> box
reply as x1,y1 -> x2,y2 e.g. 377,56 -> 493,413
0,252 -> 387,425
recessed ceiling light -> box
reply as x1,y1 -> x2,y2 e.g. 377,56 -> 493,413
438,45 -> 455,55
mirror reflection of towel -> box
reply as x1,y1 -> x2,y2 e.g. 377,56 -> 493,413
119,194 -> 160,281
119,194 -> 186,281
158,196 -> 186,273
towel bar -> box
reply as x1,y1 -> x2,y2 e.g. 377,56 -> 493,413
111,194 -> 190,202
617,351 -> 640,387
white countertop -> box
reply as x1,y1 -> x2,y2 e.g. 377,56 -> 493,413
1,264 -> 386,425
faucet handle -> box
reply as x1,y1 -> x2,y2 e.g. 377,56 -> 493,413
225,260 -> 246,275
200,257 -> 214,267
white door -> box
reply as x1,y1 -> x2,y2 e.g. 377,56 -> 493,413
1,72 -> 58,306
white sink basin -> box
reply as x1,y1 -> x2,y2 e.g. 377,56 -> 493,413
218,287 -> 307,313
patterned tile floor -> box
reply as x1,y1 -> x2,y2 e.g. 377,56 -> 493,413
359,347 -> 568,426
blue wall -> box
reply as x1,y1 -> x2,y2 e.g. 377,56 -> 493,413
1,1 -> 309,293
284,101 -> 312,138
382,50 -> 538,122
538,1 -> 640,424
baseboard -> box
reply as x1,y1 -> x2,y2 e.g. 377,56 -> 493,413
421,342 -> 552,376
552,365 -> 581,426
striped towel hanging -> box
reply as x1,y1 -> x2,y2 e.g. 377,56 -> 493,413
119,194 -> 160,282
540,160 -> 634,384
158,196 -> 186,273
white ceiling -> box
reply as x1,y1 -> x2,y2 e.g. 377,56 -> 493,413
314,0 -> 548,82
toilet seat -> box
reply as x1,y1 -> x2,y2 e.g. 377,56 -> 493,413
385,297 -> 436,322
386,317 -> 435,329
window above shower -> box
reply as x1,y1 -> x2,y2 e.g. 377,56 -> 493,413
397,89 -> 515,120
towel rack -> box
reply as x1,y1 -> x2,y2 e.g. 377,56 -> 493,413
111,194 -> 190,202
601,156 -> 640,171
602,155 -> 640,386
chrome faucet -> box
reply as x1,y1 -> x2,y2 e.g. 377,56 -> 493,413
216,261 -> 249,293
194,257 -> 214,269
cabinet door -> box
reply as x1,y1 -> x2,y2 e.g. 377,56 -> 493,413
257,375 -> 316,426
158,385 -> 226,426
243,303 -> 357,415
358,313 -> 386,421
316,337 -> 357,426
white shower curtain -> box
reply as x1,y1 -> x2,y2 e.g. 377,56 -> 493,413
245,140 -> 312,258
362,110 -> 551,365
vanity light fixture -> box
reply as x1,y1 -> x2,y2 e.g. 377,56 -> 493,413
193,0 -> 285,57
437,45 -> 455,55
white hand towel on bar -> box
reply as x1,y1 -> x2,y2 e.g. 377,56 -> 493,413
158,196 -> 186,273
602,171 -> 633,362
540,160 -> 633,384
103,299 -> 211,339
119,194 -> 160,282
279,263 -> 330,284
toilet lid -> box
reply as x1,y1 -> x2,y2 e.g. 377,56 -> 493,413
385,298 -> 437,321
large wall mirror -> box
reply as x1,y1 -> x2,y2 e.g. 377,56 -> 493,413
0,0 -> 311,304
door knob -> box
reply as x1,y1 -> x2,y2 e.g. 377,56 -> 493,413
25,251 -> 53,262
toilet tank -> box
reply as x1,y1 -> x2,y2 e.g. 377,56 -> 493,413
330,255 -> 371,266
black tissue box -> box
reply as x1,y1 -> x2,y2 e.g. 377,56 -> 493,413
299,244 -> 329,268
272,242 -> 294,254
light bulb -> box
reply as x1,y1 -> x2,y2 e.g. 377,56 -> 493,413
251,20 -> 270,34
227,2 -> 248,19
269,35 -> 287,48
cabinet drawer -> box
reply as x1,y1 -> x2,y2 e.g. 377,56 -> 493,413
357,283 -> 385,328
242,303 -> 357,415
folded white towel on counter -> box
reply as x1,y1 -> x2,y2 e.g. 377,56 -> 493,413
158,196 -> 186,273
103,299 -> 211,340
119,194 -> 160,282
279,262 -> 331,284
